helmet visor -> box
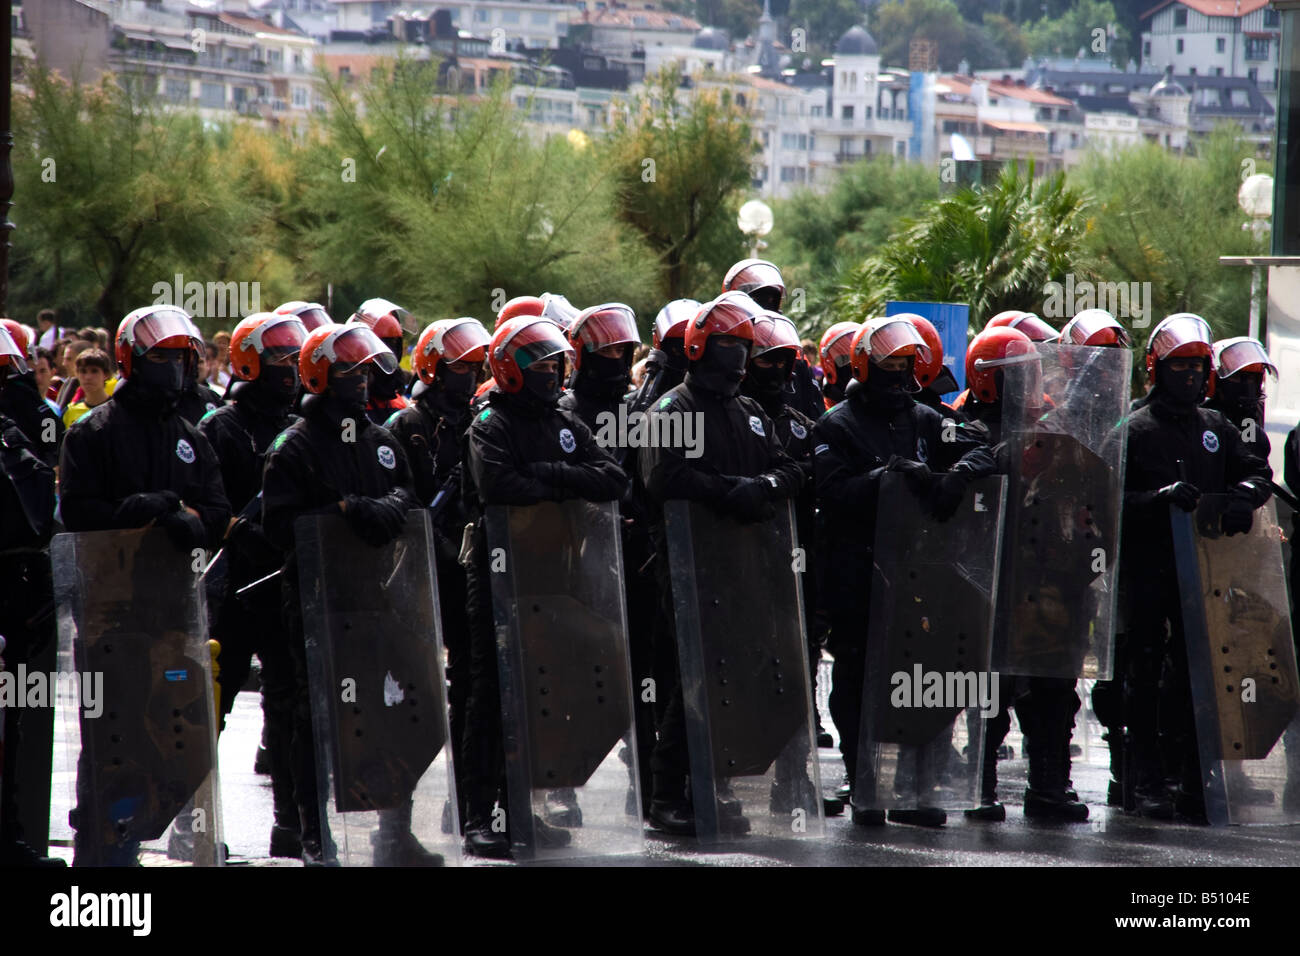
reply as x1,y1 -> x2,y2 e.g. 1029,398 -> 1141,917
131,309 -> 203,354
654,300 -> 700,344
698,293 -> 760,337
752,313 -> 801,357
359,297 -> 416,335
0,328 -> 28,373
296,306 -> 333,331
432,319 -> 492,364
251,315 -> 309,354
574,305 -> 641,353
1216,338 -> 1277,379
501,319 -> 575,370
1151,315 -> 1213,362
541,294 -> 581,332
727,260 -> 784,294
1065,311 -> 1130,347
864,318 -> 932,364
320,325 -> 399,375
1009,314 -> 1061,342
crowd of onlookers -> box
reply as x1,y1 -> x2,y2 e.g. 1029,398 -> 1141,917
15,309 -> 234,428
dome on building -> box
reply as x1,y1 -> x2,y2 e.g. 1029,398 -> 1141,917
835,25 -> 878,56
693,27 -> 730,51
1150,65 -> 1187,97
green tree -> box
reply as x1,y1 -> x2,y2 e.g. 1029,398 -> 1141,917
607,66 -> 757,302
1069,127 -> 1266,340
872,0 -> 968,71
1022,0 -> 1131,65
980,12 -> 1029,67
11,67 -> 269,329
287,57 -> 658,323
788,0 -> 862,57
835,161 -> 1091,328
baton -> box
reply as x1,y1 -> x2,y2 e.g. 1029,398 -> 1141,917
1269,480 -> 1300,512
235,568 -> 281,595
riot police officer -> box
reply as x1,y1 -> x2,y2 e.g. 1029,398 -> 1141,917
384,316 -> 491,832
0,327 -> 62,867
349,298 -> 415,424
1121,314 -> 1272,821
198,311 -> 307,858
640,291 -> 806,835
262,321 -> 425,864
461,316 -> 628,856
1206,336 -> 1276,460
814,317 -> 994,825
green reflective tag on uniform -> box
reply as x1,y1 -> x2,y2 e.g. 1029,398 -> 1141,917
199,407 -> 217,424
657,395 -> 673,410
479,408 -> 492,421
271,432 -> 288,452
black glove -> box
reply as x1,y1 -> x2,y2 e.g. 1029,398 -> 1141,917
887,456 -> 935,496
344,494 -> 409,547
720,476 -> 775,523
1155,481 -> 1200,513
527,461 -> 571,501
555,463 -> 614,501
162,508 -> 207,551
114,490 -> 181,527
1221,487 -> 1255,536
930,472 -> 967,522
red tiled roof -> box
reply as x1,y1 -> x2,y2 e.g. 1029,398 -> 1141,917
1140,0 -> 1269,21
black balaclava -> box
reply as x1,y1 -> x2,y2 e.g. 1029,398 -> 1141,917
327,365 -> 370,419
517,360 -> 563,409
661,338 -> 688,373
741,352 -> 793,415
822,363 -> 849,405
864,359 -> 916,412
687,336 -> 749,397
124,349 -> 188,414
368,337 -> 405,401
248,360 -> 299,415
1214,371 -> 1265,425
574,346 -> 633,403
423,364 -> 476,420
1154,358 -> 1207,409
747,287 -> 782,312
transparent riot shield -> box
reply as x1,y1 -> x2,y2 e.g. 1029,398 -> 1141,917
51,528 -> 223,866
998,343 -> 1130,680
1171,495 -> 1300,825
297,511 -> 460,865
856,474 -> 1007,813
664,499 -> 825,843
485,500 -> 642,860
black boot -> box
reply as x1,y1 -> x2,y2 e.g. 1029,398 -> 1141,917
463,811 -> 511,859
543,788 -> 583,828
1024,732 -> 1088,822
373,800 -> 443,866
965,738 -> 1004,822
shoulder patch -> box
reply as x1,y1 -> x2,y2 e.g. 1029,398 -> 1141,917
814,443 -> 830,455
479,408 -> 492,422
747,415 -> 765,437
1202,429 -> 1220,453
790,421 -> 807,440
657,395 -> 674,411
383,411 -> 402,430
271,432 -> 289,453
199,407 -> 218,425
175,438 -> 196,464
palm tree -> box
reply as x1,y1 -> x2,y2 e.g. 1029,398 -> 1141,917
833,160 -> 1091,331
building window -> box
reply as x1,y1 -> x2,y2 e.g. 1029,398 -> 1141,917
293,86 -> 307,107
1143,40 -> 1150,56
1265,8 -> 1280,27
842,105 -> 853,120
1174,8 -> 1187,28
1176,38 -> 1184,54
501,10 -> 520,24
1249,67 -> 1258,83
863,139 -> 871,154
531,12 -> 548,25
200,81 -> 225,108
797,134 -> 807,149
1216,37 -> 1225,53
1216,67 -> 1224,77
1245,37 -> 1269,61
895,140 -> 905,157
1189,67 -> 1196,75
475,9 -> 489,22
781,132 -> 797,148
866,106 -> 872,119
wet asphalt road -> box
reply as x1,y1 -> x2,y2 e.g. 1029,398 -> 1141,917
46,667 -> 1299,868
